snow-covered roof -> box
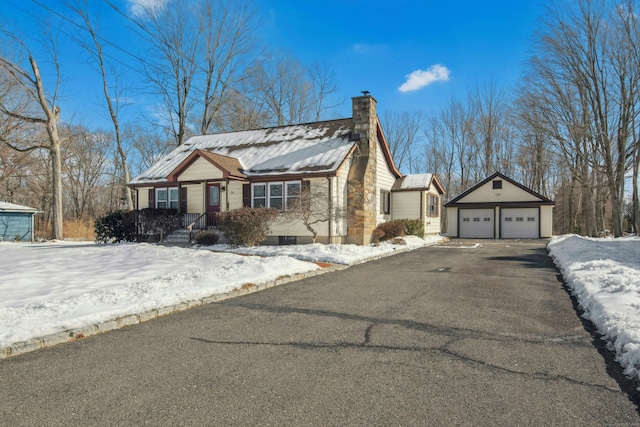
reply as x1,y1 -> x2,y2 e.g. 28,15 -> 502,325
394,174 -> 434,190
0,202 -> 40,213
130,119 -> 355,185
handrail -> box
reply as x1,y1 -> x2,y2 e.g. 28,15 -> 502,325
187,212 -> 207,243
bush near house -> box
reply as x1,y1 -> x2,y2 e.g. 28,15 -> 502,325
216,207 -> 278,247
194,230 -> 220,245
373,221 -> 406,244
395,218 -> 424,237
95,208 -> 181,243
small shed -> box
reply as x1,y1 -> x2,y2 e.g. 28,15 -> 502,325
444,172 -> 554,239
392,174 -> 445,236
0,202 -> 40,242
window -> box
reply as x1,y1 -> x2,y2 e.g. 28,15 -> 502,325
484,218 -> 491,222
269,182 -> 283,210
252,184 -> 266,208
286,182 -> 301,210
473,218 -> 480,222
463,218 -> 470,222
516,217 -> 524,222
505,217 -> 512,222
427,194 -> 439,217
527,217 -> 535,222
380,190 -> 390,214
156,188 -> 178,209
252,181 -> 301,211
493,180 -> 503,190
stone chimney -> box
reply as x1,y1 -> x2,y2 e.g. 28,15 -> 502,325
346,94 -> 378,245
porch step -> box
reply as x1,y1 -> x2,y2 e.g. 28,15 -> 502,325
162,229 -> 191,245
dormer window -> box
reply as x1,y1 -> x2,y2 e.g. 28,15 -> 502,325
492,180 -> 503,190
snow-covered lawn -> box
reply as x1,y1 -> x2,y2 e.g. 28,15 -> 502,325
0,236 -> 440,348
548,235 -> 640,385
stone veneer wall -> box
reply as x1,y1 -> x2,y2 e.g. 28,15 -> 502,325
346,95 -> 378,245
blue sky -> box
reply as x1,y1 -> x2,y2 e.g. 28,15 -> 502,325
1,0 -> 547,129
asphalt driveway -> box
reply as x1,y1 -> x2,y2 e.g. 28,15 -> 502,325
1,240 -> 638,425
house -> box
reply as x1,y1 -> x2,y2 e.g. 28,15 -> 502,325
0,202 -> 41,242
391,174 -> 445,235
444,172 -> 554,239
128,94 -> 444,245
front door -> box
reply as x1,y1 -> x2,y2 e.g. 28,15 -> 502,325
207,183 -> 221,226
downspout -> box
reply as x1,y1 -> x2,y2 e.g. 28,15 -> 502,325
327,176 -> 333,243
226,178 -> 230,211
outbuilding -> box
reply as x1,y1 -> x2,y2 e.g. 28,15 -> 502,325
0,202 -> 40,242
445,172 -> 554,239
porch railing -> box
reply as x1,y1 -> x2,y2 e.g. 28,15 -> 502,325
183,212 -> 218,242
183,212 -> 207,230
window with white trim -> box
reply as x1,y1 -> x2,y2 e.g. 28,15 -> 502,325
156,188 -> 178,209
286,182 -> 301,210
252,181 -> 301,211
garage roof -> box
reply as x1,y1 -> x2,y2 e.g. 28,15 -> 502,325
445,172 -> 554,207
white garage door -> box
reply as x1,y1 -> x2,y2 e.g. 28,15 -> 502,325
459,209 -> 494,238
501,208 -> 539,238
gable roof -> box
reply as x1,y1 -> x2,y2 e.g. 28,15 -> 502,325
168,150 -> 247,181
130,119 -> 355,185
445,172 -> 554,207
392,173 -> 445,194
0,202 -> 40,213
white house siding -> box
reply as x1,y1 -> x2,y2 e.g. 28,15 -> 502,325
540,205 -> 553,238
458,179 -> 540,203
184,184 -> 203,213
446,207 -> 458,237
137,187 -> 151,209
332,158 -> 350,241
268,177 -> 330,244
226,180 -> 244,212
392,192 -> 420,220
177,157 -> 224,181
375,141 -> 397,224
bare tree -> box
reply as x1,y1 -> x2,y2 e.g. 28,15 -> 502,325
196,0 -> 257,134
248,52 -> 311,126
521,0 -> 640,236
468,81 -> 513,176
247,52 -> 342,127
134,0 -> 202,146
0,28 -> 65,239
380,110 -> 424,174
307,61 -> 342,122
71,0 -> 134,209
278,181 -> 343,243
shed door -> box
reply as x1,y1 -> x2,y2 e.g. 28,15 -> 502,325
501,208 -> 539,239
459,209 -> 494,238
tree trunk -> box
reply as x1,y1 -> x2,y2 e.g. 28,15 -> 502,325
48,114 -> 63,240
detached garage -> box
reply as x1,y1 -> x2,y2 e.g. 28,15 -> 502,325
0,202 -> 41,242
445,172 -> 554,239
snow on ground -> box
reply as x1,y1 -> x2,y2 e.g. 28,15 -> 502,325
202,235 -> 443,265
548,234 -> 640,384
0,236 -> 442,348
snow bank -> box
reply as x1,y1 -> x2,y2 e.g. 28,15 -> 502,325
548,234 -> 640,383
200,235 -> 443,265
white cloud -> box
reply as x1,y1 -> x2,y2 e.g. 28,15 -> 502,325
398,64 -> 451,93
127,0 -> 169,17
